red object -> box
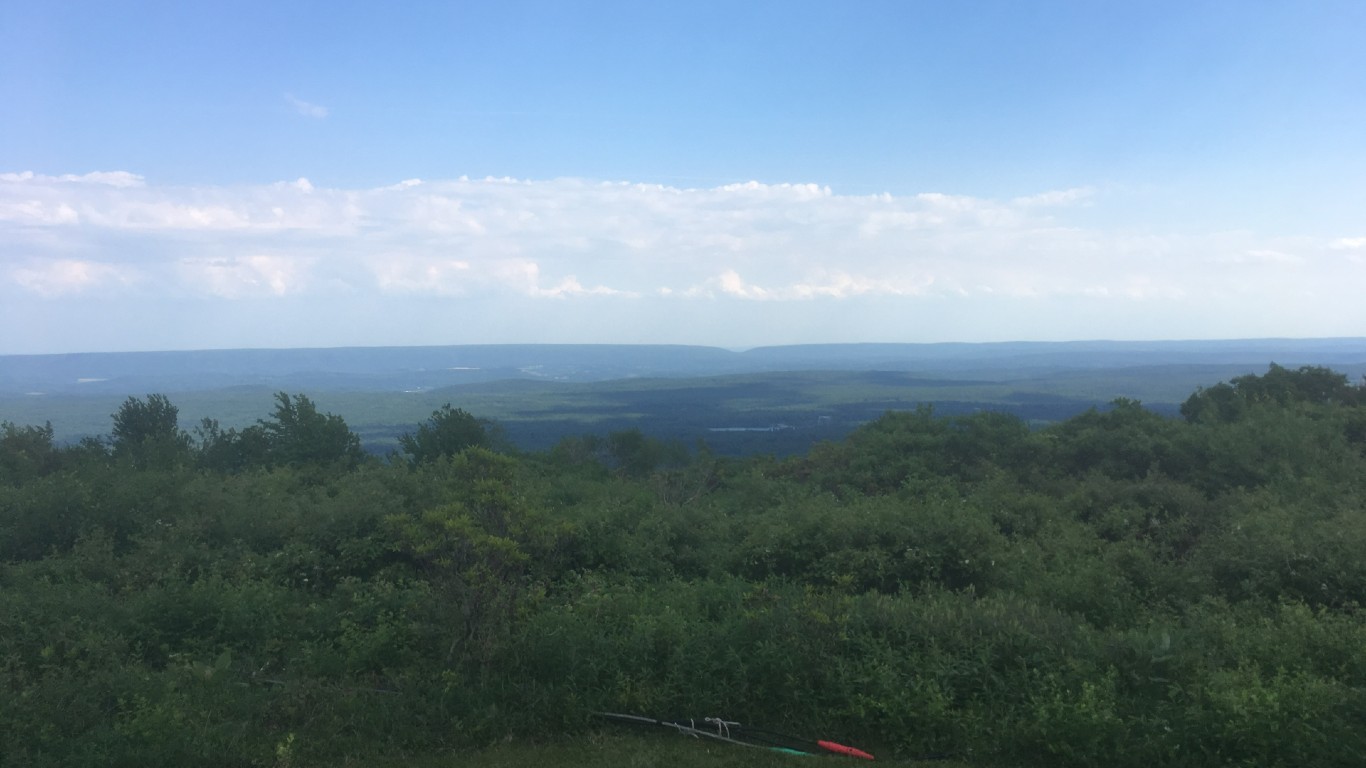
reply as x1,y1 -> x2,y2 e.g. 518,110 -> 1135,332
816,740 -> 875,760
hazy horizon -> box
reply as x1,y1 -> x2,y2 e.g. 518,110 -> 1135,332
5,335 -> 1366,361
5,2 -> 1365,355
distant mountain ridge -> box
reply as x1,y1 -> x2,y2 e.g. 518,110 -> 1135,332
2,339 -> 1365,396
0,344 -> 738,395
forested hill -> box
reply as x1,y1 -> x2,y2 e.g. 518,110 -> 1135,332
6,338 -> 1366,459
2,364 -> 1365,766
4,338 -> 1366,394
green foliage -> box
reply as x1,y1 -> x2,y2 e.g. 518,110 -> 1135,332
384,448 -> 572,666
193,417 -> 272,473
1181,363 -> 1364,424
604,428 -> 687,478
399,404 -> 490,466
4,363 -> 1366,766
111,394 -> 192,469
730,492 -> 1008,594
1049,397 -> 1182,480
799,407 -> 1043,495
259,392 -> 363,469
0,419 -> 60,485
183,392 -> 367,473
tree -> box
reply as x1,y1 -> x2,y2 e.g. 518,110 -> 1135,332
399,404 -> 489,466
111,394 -> 191,468
384,448 -> 554,663
194,418 -> 271,473
1050,398 -> 1178,480
943,410 -> 1036,481
258,392 -> 362,469
1182,364 -> 1362,423
0,421 -> 60,485
605,428 -> 686,478
804,405 -> 951,494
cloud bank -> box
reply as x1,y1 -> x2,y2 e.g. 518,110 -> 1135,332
2,171 -> 1364,351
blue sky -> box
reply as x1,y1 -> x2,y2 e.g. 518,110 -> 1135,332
3,1 -> 1365,354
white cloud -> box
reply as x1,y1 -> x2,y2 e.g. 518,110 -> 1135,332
699,269 -> 933,301
0,173 -> 355,232
0,171 -> 145,187
716,269 -> 769,300
178,255 -> 313,298
285,93 -> 329,119
4,170 -> 1365,351
531,275 -> 632,299
1225,249 -> 1304,266
68,171 -> 146,188
12,259 -> 135,297
1011,187 -> 1094,207
0,199 -> 80,225
372,254 -> 473,296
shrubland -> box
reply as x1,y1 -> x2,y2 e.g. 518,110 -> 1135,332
1,366 -> 1364,767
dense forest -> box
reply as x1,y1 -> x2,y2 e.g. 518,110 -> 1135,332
2,364 -> 1364,767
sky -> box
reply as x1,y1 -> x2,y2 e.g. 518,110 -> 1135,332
3,1 -> 1366,354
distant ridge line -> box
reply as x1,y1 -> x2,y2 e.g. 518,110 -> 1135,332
2,338 -> 1364,397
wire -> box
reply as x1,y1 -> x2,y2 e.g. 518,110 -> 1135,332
592,711 -> 875,760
